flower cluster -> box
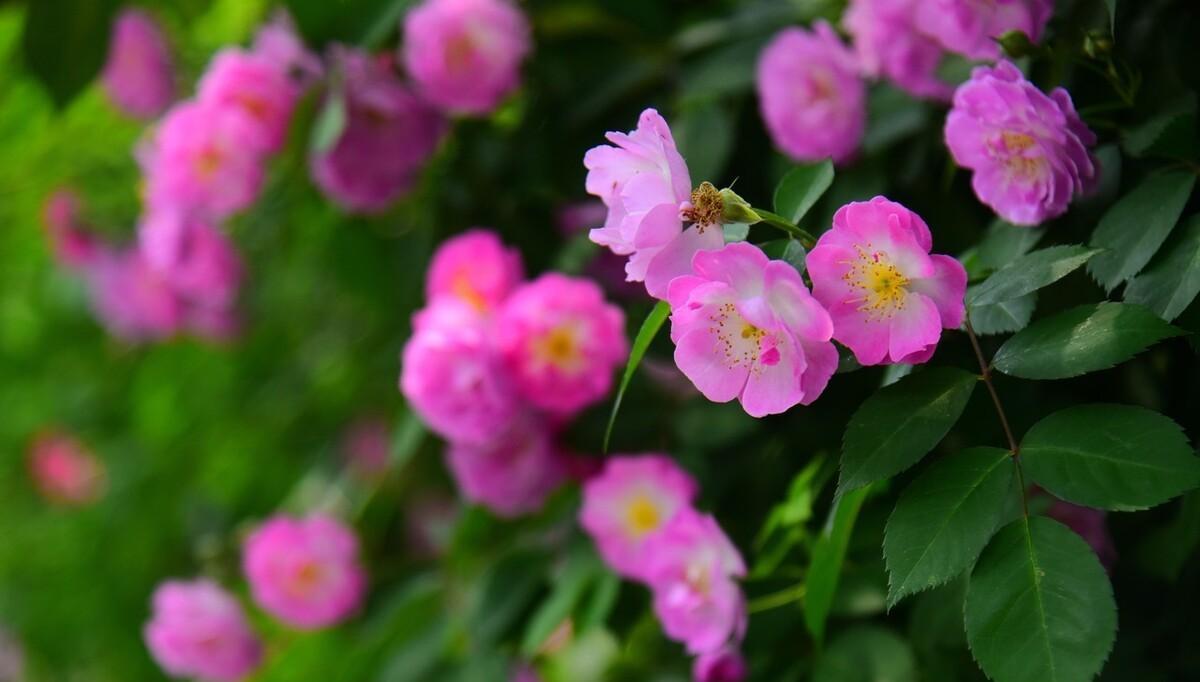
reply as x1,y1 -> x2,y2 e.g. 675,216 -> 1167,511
400,230 -> 627,516
581,455 -> 748,677
27,429 -> 107,506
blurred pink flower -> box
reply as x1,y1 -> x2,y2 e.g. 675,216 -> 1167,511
28,430 -> 107,506
143,579 -> 262,682
944,61 -> 1099,226
668,242 -> 838,417
756,22 -> 866,165
807,197 -> 966,365
495,273 -> 627,416
139,209 -> 243,310
252,12 -> 324,88
400,300 -> 522,444
0,627 -> 22,681
645,509 -> 747,655
84,246 -> 185,342
42,189 -> 98,269
918,0 -> 1053,60
310,48 -> 446,214
401,0 -> 531,115
102,9 -> 175,119
693,646 -> 748,682
197,48 -> 300,154
243,514 -> 367,630
341,416 -> 392,478
426,228 -> 524,313
580,454 -> 699,580
844,0 -> 953,100
511,662 -> 542,682
444,416 -> 568,517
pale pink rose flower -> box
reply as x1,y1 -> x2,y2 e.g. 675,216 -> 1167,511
444,416 -> 568,518
102,9 -> 175,119
243,514 -> 367,630
693,646 -> 748,682
28,430 -> 107,506
918,0 -> 1054,61
143,579 -> 263,682
197,48 -> 301,154
844,0 -> 953,100
425,228 -> 524,313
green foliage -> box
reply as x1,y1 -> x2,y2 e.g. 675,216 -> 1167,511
20,0 -> 120,108
773,160 -> 835,225
968,292 -> 1037,336
967,245 -> 1100,308
965,517 -> 1116,682
804,485 -> 870,645
603,300 -> 670,452
1087,171 -> 1196,291
1124,214 -> 1200,321
1021,404 -> 1200,511
813,625 -> 917,682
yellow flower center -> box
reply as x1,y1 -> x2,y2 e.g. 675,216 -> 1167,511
194,146 -> 224,180
450,270 -> 487,311
625,495 -> 661,537
999,131 -> 1047,180
534,324 -> 583,371
842,245 -> 911,322
287,561 -> 325,598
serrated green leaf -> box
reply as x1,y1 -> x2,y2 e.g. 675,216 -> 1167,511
968,291 -> 1037,335
773,160 -> 835,225
603,301 -> 670,452
992,302 -> 1182,379
839,368 -> 977,493
965,516 -> 1116,682
805,486 -> 870,644
814,625 -> 917,682
977,220 -> 1045,271
1021,404 -> 1200,511
1124,214 -> 1200,321
884,447 -> 1013,607
968,245 -> 1100,307
21,0 -> 120,108
1088,171 -> 1196,291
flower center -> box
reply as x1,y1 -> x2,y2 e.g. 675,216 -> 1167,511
681,182 -> 723,231
450,270 -> 487,311
685,562 -> 712,596
708,302 -> 777,371
534,324 -> 583,371
287,560 -> 325,598
625,495 -> 661,537
194,145 -> 224,180
998,131 -> 1047,180
842,245 -> 910,322
236,94 -> 270,121
445,32 -> 477,73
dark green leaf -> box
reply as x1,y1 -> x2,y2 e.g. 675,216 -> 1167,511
722,222 -> 750,242
965,516 -> 1116,682
814,626 -> 917,682
992,302 -> 1182,379
286,0 -> 410,48
603,301 -> 670,452
773,160 -> 835,225
884,447 -> 1014,606
977,220 -> 1045,271
839,368 -> 977,493
1088,171 -> 1196,291
1021,404 -> 1200,511
1137,491 -> 1200,581
675,101 -> 735,185
521,552 -> 599,656
1124,214 -> 1200,321
863,85 -> 929,154
968,291 -> 1037,335
782,239 -> 808,274
21,0 -> 120,108
805,486 -> 870,644
968,245 -> 1100,307
1123,94 -> 1197,161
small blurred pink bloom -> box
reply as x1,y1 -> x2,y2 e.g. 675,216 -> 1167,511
495,273 -> 628,416
341,416 -> 392,478
668,242 -> 838,417
444,416 -> 568,517
42,189 -> 98,269
693,646 -> 748,682
102,9 -> 175,119
844,0 -> 952,100
944,61 -> 1099,226
556,200 -> 609,236
426,228 -> 524,312
807,197 -> 967,365
645,510 -> 747,655
580,454 -> 699,580
143,579 -> 262,682
197,49 -> 300,154
243,514 -> 367,630
28,430 -> 107,506
402,0 -> 531,115
84,247 -> 184,342
139,210 -> 243,310
310,48 -> 446,214
252,12 -> 324,88
918,0 -> 1053,61
756,22 -> 866,165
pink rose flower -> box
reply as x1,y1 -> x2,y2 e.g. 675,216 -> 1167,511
102,9 -> 175,119
310,48 -> 446,214
142,102 -> 267,220
143,579 -> 263,682
645,510 -> 747,655
944,61 -> 1099,226
580,454 -> 699,580
667,242 -> 839,417
495,273 -> 628,416
252,12 -> 324,88
84,247 -> 184,342
42,189 -> 98,269
243,514 -> 367,630
806,197 -> 967,365
28,430 -> 107,506
400,300 -> 522,444
756,22 -> 866,165
584,108 -> 723,300
844,0 -> 952,100
401,0 -> 532,115
426,228 -> 524,312
444,416 -> 567,517
197,48 -> 300,154
693,646 -> 749,682
139,210 -> 243,310
918,0 -> 1053,61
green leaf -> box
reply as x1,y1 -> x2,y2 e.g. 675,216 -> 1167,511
773,160 -> 835,225
977,220 -> 1045,271
965,516 -> 1116,682
992,302 -> 1182,380
839,368 -> 977,494
805,486 -> 870,644
863,85 -> 929,154
1021,404 -> 1200,511
968,245 -> 1101,307
310,88 -> 347,154
1124,214 -> 1200,321
1088,171 -> 1196,291
674,101 -> 735,186
286,0 -> 411,48
521,552 -> 600,657
603,301 -> 670,452
814,626 -> 917,682
968,291 -> 1037,335
1123,95 -> 1197,161
21,0 -> 120,108
884,447 -> 1014,607
1104,0 -> 1118,31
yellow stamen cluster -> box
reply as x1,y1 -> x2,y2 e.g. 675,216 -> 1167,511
534,324 -> 583,372
841,244 -> 911,322
682,182 -> 723,231
625,495 -> 661,537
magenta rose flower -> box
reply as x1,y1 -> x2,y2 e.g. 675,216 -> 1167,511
667,242 -> 839,417
844,0 -> 952,100
495,273 -> 628,416
27,430 -> 107,506
584,108 -> 724,300
425,228 -> 525,313
143,579 -> 263,682
444,416 -> 568,517
102,9 -> 175,119
756,21 -> 866,164
944,61 -> 1099,226
243,514 -> 367,630
693,646 -> 749,682
807,197 -> 967,365
401,0 -> 531,115
918,0 -> 1053,61
84,247 -> 184,342
196,48 -> 300,154
580,454 -> 699,580
139,210 -> 243,310
251,12 -> 324,88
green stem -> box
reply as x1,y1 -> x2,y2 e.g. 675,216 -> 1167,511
752,209 -> 817,249
747,583 -> 807,614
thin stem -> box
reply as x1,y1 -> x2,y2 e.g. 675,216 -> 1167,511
964,316 -> 1030,517
752,209 -> 817,249
747,583 -> 807,614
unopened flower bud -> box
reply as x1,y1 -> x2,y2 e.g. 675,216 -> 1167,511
717,187 -> 761,225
